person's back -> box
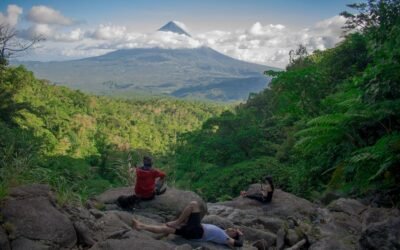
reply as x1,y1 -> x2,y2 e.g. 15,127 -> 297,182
135,167 -> 165,199
134,156 -> 165,199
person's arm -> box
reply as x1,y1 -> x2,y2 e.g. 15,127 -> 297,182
226,229 -> 243,248
155,169 -> 166,180
227,237 -> 243,249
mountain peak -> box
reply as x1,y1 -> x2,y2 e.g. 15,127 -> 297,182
158,21 -> 191,37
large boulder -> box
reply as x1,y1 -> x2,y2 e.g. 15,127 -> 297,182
361,207 -> 400,230
1,185 -> 77,249
89,236 -> 176,250
327,198 -> 366,216
11,237 -> 50,250
95,187 -> 207,221
94,187 -> 132,204
219,187 -> 317,221
138,188 -> 207,219
0,227 -> 10,250
309,237 -> 351,250
359,217 -> 400,250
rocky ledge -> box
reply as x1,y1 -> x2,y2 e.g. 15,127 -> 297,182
0,184 -> 399,250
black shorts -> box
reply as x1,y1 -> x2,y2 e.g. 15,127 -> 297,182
174,213 -> 204,239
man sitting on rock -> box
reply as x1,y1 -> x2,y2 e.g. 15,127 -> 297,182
132,201 -> 244,248
117,156 -> 166,210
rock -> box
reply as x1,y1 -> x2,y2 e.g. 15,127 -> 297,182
276,228 -> 286,250
8,184 -> 52,199
174,243 -> 193,250
220,188 -> 316,221
240,226 -> 276,247
241,217 -> 284,234
285,229 -> 300,246
11,237 -> 49,250
169,236 -> 231,250
309,237 -> 350,250
94,187 -> 132,204
330,211 -> 362,234
95,187 -> 207,221
0,227 -> 10,250
137,188 -> 207,220
252,239 -> 270,250
207,204 -> 262,226
1,187 -> 77,248
74,221 -> 96,247
89,236 -> 176,250
320,192 -> 341,205
285,238 -> 307,250
359,217 -> 400,250
202,215 -> 234,229
328,198 -> 366,216
93,212 -> 131,240
361,207 -> 400,230
134,210 -> 166,223
89,208 -> 105,219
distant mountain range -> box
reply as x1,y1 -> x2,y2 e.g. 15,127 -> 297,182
14,21 -> 279,102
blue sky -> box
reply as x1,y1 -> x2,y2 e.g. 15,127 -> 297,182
0,0 -> 354,67
1,0 -> 353,30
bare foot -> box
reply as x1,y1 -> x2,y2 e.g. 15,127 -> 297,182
166,220 -> 181,229
132,218 -> 143,230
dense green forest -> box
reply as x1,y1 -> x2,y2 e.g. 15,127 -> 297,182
0,66 -> 226,201
171,1 -> 400,204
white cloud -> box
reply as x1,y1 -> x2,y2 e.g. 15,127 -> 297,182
54,28 -> 84,42
25,16 -> 346,67
27,6 -> 73,26
24,24 -> 54,39
195,15 -> 346,67
0,4 -> 23,27
88,24 -> 127,40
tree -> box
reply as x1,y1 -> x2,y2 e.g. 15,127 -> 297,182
0,24 -> 42,71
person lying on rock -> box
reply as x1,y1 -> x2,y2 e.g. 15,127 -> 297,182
117,156 -> 166,210
240,176 -> 274,203
132,201 -> 244,248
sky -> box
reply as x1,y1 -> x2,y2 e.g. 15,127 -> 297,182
0,0 -> 354,68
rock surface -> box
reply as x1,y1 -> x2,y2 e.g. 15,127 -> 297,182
1,184 -> 77,249
0,184 -> 399,250
0,227 -> 10,250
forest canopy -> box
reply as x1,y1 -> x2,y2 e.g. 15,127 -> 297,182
171,0 -> 400,204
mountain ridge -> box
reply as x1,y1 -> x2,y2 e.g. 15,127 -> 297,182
14,46 -> 278,102
158,21 -> 191,37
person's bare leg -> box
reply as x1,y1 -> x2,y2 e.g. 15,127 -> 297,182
132,218 -> 175,234
167,201 -> 200,229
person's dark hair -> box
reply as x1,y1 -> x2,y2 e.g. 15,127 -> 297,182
263,176 -> 274,191
143,156 -> 152,167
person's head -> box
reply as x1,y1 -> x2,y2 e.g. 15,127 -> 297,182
143,156 -> 152,168
263,176 -> 274,190
226,227 -> 241,239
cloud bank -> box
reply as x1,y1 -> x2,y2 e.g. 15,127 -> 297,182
3,4 -> 347,67
0,5 -> 23,27
27,5 -> 74,25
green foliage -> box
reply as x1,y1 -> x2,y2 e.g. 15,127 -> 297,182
0,65 -> 225,201
171,1 -> 400,204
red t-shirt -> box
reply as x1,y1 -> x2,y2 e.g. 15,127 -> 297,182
135,167 -> 166,198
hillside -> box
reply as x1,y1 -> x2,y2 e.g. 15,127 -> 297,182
15,47 -> 275,102
0,65 -> 227,198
